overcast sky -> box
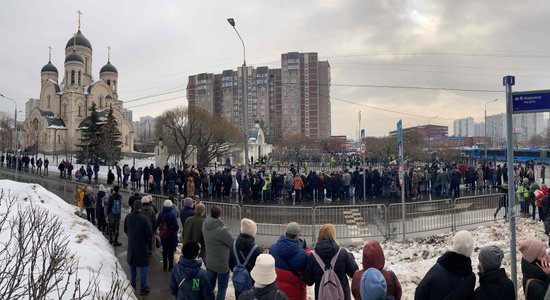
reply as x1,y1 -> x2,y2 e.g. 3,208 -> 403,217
1,0 -> 550,137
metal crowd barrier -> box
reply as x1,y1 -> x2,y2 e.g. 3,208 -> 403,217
242,205 -> 315,242
0,167 -> 511,243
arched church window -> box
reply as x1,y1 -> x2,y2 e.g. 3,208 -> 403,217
78,71 -> 81,85
107,80 -> 111,86
71,70 -> 75,85
32,118 -> 39,131
85,57 -> 88,74
99,96 -> 103,108
57,135 -> 60,144
63,104 -> 67,118
125,135 -> 128,146
47,95 -> 51,108
78,105 -> 81,117
113,80 -> 117,92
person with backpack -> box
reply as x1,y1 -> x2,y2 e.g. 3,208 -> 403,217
269,222 -> 310,300
84,186 -> 96,225
239,254 -> 289,300
169,240 -> 214,300
108,185 -> 123,246
202,206 -> 234,300
230,218 -> 263,299
414,230 -> 476,300
157,199 -> 179,271
473,245 -> 515,300
124,200 -> 153,296
351,240 -> 402,300
304,224 -> 358,300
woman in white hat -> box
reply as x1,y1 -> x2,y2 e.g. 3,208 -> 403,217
239,254 -> 288,300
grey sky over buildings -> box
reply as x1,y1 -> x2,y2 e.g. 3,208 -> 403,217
1,0 -> 550,137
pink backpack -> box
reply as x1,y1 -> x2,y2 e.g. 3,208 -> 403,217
312,247 -> 345,300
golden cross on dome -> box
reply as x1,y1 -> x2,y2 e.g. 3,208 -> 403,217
48,46 -> 52,61
108,46 -> 111,61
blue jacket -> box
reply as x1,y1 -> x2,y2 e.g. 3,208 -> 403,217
270,236 -> 309,273
169,257 -> 214,300
156,206 -> 179,242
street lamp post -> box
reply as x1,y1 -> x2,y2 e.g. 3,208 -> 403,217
484,99 -> 499,163
0,93 -> 18,176
227,18 -> 250,172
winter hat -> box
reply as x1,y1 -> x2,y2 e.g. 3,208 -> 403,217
99,184 -> 105,192
133,200 -> 143,211
360,268 -> 387,300
164,199 -> 173,208
240,218 -> 257,237
141,196 -> 150,204
452,230 -> 474,257
479,245 -> 504,271
286,222 -> 302,236
182,241 -> 200,260
519,238 -> 545,263
86,186 -> 93,194
250,254 -> 277,285
183,197 -> 194,208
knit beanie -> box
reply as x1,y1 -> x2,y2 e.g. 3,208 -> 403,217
452,230 -> 474,257
519,238 -> 545,263
182,241 -> 200,260
286,222 -> 302,236
164,199 -> 173,208
183,197 -> 194,208
241,218 -> 258,237
478,245 -> 504,271
360,268 -> 387,300
141,196 -> 150,204
133,200 -> 143,211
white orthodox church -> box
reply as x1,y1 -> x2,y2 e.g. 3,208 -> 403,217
21,22 -> 134,154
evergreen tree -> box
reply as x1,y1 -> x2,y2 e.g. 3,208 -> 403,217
76,102 -> 103,164
99,105 -> 123,166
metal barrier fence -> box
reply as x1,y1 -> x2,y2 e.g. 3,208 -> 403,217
0,167 -> 509,243
242,205 -> 314,242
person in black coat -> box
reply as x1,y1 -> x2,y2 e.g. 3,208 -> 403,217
473,245 -> 515,300
229,218 -> 263,299
303,224 -> 358,300
156,199 -> 180,271
415,230 -> 476,300
96,185 -> 107,232
124,200 -> 153,295
519,238 -> 550,300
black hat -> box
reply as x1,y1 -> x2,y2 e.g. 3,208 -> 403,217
182,241 -> 200,259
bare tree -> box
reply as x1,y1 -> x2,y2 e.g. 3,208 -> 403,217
0,113 -> 13,153
271,134 -> 319,169
155,106 -> 200,164
0,189 -> 134,299
193,109 -> 241,167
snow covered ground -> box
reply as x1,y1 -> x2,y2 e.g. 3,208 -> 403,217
0,180 -> 136,299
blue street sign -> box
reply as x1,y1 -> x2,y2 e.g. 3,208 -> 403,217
512,90 -> 550,114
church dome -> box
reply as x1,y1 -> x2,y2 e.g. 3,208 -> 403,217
100,61 -> 118,74
41,61 -> 58,74
65,30 -> 92,50
65,51 -> 84,64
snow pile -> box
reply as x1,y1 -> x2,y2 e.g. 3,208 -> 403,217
0,180 -> 136,299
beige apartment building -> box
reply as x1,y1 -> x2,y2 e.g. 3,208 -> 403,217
186,52 -> 330,141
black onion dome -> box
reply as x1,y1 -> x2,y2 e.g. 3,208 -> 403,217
100,61 -> 118,74
41,61 -> 58,74
65,30 -> 92,50
65,51 -> 84,63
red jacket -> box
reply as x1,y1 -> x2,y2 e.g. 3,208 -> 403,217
536,186 -> 548,208
351,241 -> 402,300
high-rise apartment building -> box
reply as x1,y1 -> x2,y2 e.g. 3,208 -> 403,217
186,52 -> 331,140
453,117 -> 475,137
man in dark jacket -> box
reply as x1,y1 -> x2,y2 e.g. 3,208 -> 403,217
108,185 -> 123,246
473,245 -> 515,300
203,206 -> 234,300
180,197 -> 195,232
415,230 -> 476,300
269,222 -> 310,300
124,201 -> 153,295
229,218 -> 262,299
183,203 -> 206,259
128,192 -> 141,212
